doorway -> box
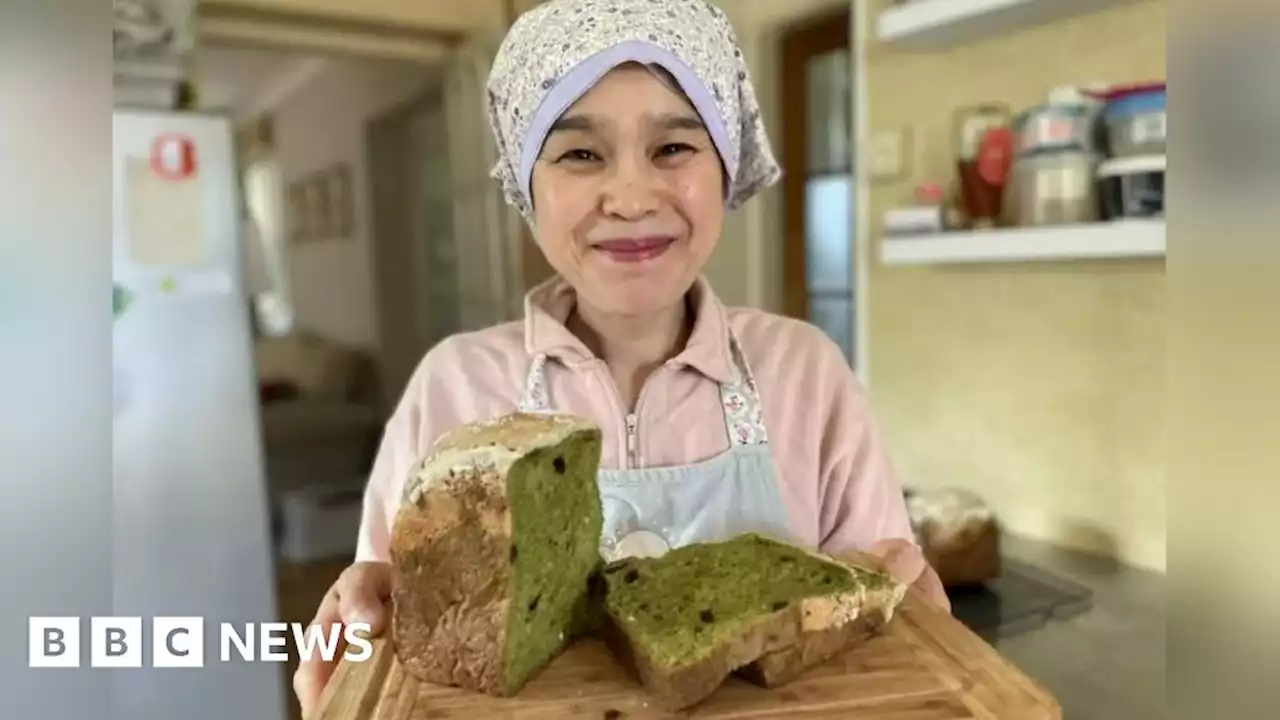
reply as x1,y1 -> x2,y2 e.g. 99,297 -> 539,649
367,84 -> 460,406
781,8 -> 856,366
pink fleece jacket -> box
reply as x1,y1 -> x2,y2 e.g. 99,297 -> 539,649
355,276 -> 936,600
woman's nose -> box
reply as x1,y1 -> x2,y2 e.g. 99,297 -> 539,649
599,162 -> 661,219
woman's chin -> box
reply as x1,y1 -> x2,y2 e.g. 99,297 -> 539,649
577,273 -> 690,316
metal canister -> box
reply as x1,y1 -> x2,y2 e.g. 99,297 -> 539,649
1002,149 -> 1101,227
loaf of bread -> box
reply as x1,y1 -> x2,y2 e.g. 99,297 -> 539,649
389,412 -> 605,697
906,487 -> 1001,587
598,533 -> 905,711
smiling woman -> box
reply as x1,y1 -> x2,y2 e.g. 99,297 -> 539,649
292,1 -> 947,714
531,63 -> 725,318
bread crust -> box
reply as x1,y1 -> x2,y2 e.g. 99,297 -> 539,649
390,467 -> 513,695
737,580 -> 905,687
389,412 -> 602,697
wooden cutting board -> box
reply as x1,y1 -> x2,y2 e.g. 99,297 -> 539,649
312,591 -> 1060,719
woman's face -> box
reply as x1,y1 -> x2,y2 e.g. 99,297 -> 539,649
530,64 -> 725,317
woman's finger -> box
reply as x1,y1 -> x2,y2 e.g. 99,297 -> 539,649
336,563 -> 392,635
913,562 -> 952,613
293,652 -> 333,720
834,549 -> 888,574
870,538 -> 952,612
293,563 -> 394,717
294,585 -> 343,718
869,538 -> 927,586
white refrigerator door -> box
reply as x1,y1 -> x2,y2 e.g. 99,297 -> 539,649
112,109 -> 285,720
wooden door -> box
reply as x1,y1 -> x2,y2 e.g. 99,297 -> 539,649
781,9 -> 857,366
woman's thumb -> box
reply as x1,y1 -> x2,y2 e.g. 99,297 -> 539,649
336,562 -> 391,634
340,597 -> 386,635
871,538 -> 926,586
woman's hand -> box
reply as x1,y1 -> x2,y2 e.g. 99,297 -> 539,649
293,561 -> 392,718
839,539 -> 951,613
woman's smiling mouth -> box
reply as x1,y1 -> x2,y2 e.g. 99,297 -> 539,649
591,236 -> 677,263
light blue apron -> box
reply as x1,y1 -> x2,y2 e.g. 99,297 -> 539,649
518,333 -> 795,561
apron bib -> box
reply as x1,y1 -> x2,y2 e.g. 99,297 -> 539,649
518,334 -> 794,561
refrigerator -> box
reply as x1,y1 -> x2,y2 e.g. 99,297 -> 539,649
112,108 -> 286,719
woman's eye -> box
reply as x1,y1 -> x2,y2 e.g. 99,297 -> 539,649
557,149 -> 600,163
656,143 -> 695,158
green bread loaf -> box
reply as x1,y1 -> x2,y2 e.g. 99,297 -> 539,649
599,533 -> 906,710
389,412 -> 605,696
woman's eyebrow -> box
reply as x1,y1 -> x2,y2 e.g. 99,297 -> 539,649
549,114 -> 597,133
548,112 -> 705,135
649,112 -> 705,131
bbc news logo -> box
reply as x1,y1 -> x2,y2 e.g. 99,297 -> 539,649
29,617 -> 373,668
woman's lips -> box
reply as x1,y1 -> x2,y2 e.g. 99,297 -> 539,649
591,236 -> 676,263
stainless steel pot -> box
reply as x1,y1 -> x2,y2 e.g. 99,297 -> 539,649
1002,149 -> 1101,227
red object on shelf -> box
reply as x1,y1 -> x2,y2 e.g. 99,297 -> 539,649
150,133 -> 198,180
976,126 -> 1014,187
915,183 -> 945,204
1099,81 -> 1166,102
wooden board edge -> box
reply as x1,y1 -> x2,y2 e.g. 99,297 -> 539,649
307,593 -> 1062,720
311,637 -> 397,720
901,589 -> 1063,719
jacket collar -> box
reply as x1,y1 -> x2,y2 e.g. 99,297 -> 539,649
523,274 -> 735,384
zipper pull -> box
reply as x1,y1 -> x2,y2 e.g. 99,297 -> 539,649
625,413 -> 639,469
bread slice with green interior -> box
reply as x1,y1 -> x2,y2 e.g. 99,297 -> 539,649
389,411 -> 604,697
735,554 -> 906,687
598,533 -> 904,711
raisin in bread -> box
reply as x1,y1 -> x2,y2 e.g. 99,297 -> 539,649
599,533 -> 905,710
389,412 -> 605,697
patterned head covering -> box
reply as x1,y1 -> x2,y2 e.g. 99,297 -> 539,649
486,0 -> 781,220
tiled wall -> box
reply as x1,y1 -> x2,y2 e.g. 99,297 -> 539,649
865,0 -> 1167,570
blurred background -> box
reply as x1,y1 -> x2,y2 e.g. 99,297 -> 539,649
111,1 -> 1169,718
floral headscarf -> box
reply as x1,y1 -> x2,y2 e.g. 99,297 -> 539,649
485,0 -> 781,220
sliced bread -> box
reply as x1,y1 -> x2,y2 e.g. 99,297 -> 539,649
389,412 -> 605,696
736,551 -> 906,687
598,533 -> 904,710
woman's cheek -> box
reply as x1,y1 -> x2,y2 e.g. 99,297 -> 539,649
532,176 -> 596,264
674,166 -> 726,242
540,173 -> 596,221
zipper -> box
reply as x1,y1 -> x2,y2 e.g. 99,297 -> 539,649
625,363 -> 668,469
625,413 -> 639,469
600,361 -> 666,470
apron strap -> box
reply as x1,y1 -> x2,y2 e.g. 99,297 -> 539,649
718,333 -> 769,447
517,353 -> 553,413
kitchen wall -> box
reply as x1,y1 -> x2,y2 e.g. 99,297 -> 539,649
272,57 -> 434,350
865,0 -> 1167,571
722,0 -> 1167,571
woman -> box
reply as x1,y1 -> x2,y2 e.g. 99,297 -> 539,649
294,0 -> 947,713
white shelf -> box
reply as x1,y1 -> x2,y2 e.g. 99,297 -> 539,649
880,220 -> 1165,265
876,0 -> 1144,51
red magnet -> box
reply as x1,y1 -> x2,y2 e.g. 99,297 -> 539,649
150,133 -> 198,180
